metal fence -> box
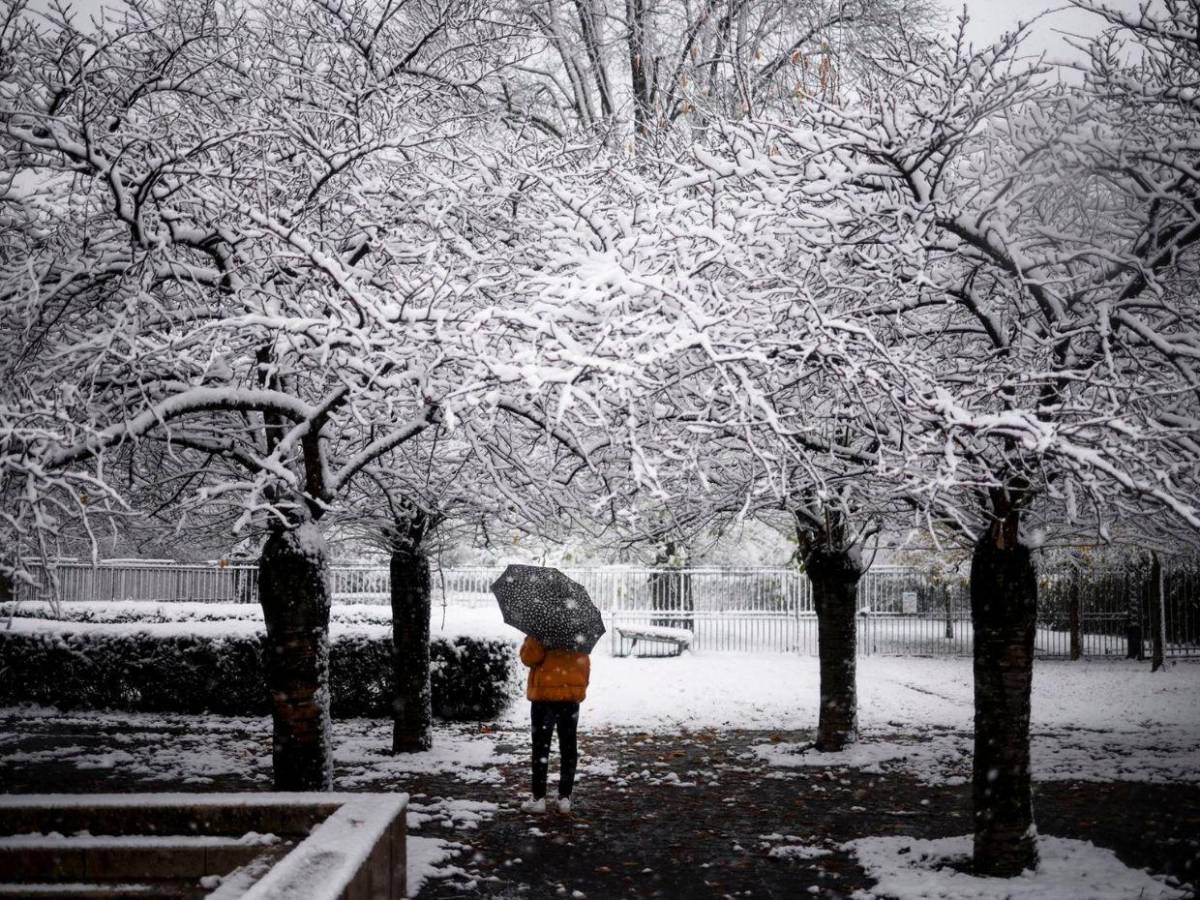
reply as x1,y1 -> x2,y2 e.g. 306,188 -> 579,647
14,559 -> 259,606
11,559 -> 1199,659
604,565 -> 974,656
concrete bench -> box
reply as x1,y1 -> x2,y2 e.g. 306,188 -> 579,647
614,624 -> 693,657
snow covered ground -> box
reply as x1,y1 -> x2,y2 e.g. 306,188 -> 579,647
559,650 -> 1196,732
3,628 -> 1197,897
7,652 -> 1195,787
4,609 -> 1197,787
846,834 -> 1189,900
492,651 -> 1200,786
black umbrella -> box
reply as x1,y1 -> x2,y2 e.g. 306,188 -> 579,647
491,564 -> 606,653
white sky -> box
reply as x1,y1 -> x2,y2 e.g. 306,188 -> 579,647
958,0 -> 1149,61
33,0 -> 1151,55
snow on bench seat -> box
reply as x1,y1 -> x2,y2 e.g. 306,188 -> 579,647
616,625 -> 693,644
614,624 -> 693,657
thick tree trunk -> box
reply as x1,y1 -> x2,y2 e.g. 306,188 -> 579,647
574,0 -> 614,120
648,541 -> 693,630
390,543 -> 433,753
806,547 -> 864,752
648,570 -> 694,629
258,522 -> 333,791
1124,571 -> 1144,660
1068,566 -> 1082,661
1149,552 -> 1165,673
971,520 -> 1038,876
678,572 -> 694,630
626,0 -> 652,139
648,568 -> 671,626
944,582 -> 954,640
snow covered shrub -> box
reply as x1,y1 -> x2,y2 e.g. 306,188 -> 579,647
430,637 -> 520,721
0,629 -> 517,720
0,631 -> 266,715
328,635 -> 393,718
330,634 -> 515,720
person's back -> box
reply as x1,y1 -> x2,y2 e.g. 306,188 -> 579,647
519,636 -> 591,813
522,638 -> 590,703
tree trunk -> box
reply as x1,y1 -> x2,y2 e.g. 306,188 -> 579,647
626,0 -> 652,140
648,570 -> 694,630
258,522 -> 333,791
1149,552 -> 1165,673
649,541 -> 693,630
573,0 -> 614,120
1123,571 -> 1141,659
1068,565 -> 1082,661
806,547 -> 864,752
971,517 -> 1038,876
944,582 -> 954,640
390,543 -> 433,753
648,569 -> 676,627
677,571 -> 694,630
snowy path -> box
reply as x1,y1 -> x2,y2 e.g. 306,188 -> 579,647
2,656 -> 1197,897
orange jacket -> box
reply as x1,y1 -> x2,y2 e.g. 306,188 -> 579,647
520,636 -> 590,703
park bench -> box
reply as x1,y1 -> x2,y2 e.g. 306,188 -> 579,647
614,623 -> 693,657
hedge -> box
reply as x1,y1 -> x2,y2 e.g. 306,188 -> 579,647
0,629 -> 518,721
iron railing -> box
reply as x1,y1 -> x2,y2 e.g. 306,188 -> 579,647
13,559 -> 258,606
10,559 -> 1199,659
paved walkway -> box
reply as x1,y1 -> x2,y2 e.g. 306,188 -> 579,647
1,712 -> 1197,898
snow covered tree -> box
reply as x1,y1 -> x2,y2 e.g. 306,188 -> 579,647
493,0 -> 933,144
646,3 -> 1200,874
337,392 -> 622,753
0,0 -> 632,788
517,140 -> 920,751
745,14 -> 1199,876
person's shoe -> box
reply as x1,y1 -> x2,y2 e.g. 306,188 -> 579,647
520,796 -> 546,814
555,796 -> 571,814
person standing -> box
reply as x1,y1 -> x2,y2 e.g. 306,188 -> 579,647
518,634 -> 590,813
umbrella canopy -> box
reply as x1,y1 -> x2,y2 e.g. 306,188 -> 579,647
491,564 -> 606,653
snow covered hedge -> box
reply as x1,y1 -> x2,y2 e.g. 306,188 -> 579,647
0,628 -> 517,721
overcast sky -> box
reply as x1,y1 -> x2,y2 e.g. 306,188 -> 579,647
30,0 -> 1151,61
962,0 -> 1155,60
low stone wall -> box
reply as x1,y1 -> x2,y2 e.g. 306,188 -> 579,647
0,792 -> 407,899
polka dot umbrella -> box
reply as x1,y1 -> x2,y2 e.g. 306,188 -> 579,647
490,565 -> 606,653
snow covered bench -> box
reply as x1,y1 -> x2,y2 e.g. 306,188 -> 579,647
614,624 -> 693,658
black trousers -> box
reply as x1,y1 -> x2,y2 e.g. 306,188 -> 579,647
530,700 -> 579,799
